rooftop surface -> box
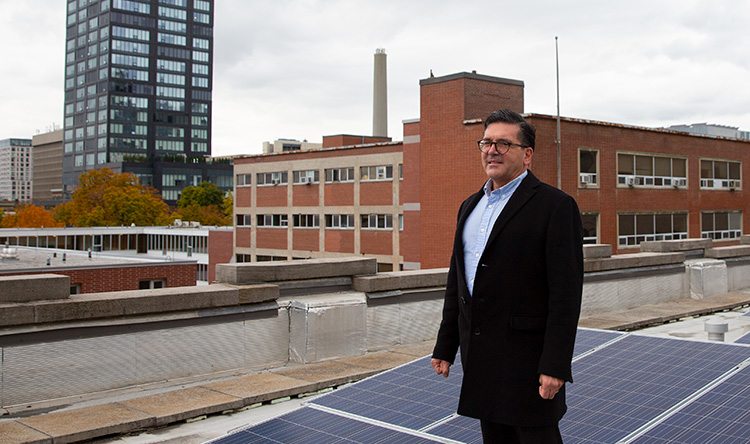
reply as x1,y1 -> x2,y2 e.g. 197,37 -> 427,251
0,290 -> 748,444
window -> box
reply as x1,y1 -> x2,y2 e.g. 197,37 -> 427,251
325,214 -> 354,229
236,174 -> 251,186
702,212 -> 742,240
579,149 -> 598,186
139,279 -> 166,289
360,165 -> 393,181
257,214 -> 288,227
325,167 -> 354,183
236,214 -> 251,226
293,214 -> 319,228
361,214 -> 393,229
257,171 -> 288,186
700,159 -> 741,190
617,153 -> 687,188
293,169 -> 319,184
618,213 -> 688,247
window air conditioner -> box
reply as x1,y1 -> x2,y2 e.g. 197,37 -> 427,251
271,178 -> 280,185
626,176 -> 636,187
579,173 -> 592,185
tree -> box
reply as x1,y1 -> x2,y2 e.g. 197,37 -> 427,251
53,168 -> 172,227
176,182 -> 225,208
172,182 -> 231,226
0,205 -> 62,228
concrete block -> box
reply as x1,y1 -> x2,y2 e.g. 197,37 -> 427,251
288,293 -> 367,363
0,274 -> 70,303
0,304 -> 36,327
705,245 -> 750,259
687,259 -> 728,299
640,238 -> 711,253
203,372 -> 314,405
32,285 -> 240,324
17,403 -> 154,444
740,235 -> 750,245
118,386 -> 243,427
0,421 -> 52,444
352,268 -> 448,293
584,252 -> 685,273
227,283 -> 280,304
216,257 -> 377,284
583,244 -> 612,259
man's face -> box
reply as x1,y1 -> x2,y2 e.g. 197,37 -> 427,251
481,122 -> 533,190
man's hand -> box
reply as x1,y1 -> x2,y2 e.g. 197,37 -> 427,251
431,358 -> 451,378
539,374 -> 564,399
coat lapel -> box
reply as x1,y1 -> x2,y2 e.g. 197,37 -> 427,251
484,171 -> 539,249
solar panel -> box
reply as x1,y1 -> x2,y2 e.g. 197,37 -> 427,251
736,331 -> 750,344
207,329 -> 750,444
573,327 -> 626,357
207,406 -> 451,444
560,334 -> 750,444
309,356 -> 462,430
628,363 -> 750,444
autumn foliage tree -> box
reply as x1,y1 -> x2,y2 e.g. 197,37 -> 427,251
0,205 -> 62,228
173,182 -> 231,226
53,168 -> 172,227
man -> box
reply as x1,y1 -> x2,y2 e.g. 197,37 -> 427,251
431,109 -> 583,443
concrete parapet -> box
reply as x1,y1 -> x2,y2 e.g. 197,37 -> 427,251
583,244 -> 612,259
0,283 -> 279,328
352,268 -> 448,293
705,245 -> 750,259
584,252 -> 685,273
0,274 -> 70,303
216,257 -> 377,285
639,238 -> 712,253
740,235 -> 750,245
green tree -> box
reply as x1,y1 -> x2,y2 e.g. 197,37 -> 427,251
172,182 -> 230,226
176,182 -> 225,208
53,168 -> 172,227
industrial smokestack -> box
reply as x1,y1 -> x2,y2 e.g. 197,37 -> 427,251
373,48 -> 388,138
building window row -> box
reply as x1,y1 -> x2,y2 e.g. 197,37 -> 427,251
257,171 -> 287,186
113,0 -> 151,14
618,213 -> 688,247
360,165 -> 393,181
250,165 -> 402,187
159,0 -> 187,7
293,169 -> 319,184
581,149 -> 742,191
112,25 -> 150,41
158,6 -> 187,20
112,39 -> 149,54
158,32 -> 187,46
248,213 -> 400,230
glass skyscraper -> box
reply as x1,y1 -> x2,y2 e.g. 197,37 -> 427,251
63,0 -> 230,203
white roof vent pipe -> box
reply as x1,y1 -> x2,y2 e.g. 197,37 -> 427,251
704,316 -> 729,342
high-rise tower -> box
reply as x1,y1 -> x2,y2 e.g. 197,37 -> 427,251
62,0 -> 230,203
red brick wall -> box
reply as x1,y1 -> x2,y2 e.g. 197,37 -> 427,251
417,75 -> 522,269
360,231 -> 393,255
236,187 -> 252,207
324,230 -> 354,253
235,227 -> 252,248
292,229 -> 319,252
324,183 -> 354,206
209,229 -> 234,283
322,135 -> 391,148
3,264 -> 196,294
256,186 -> 288,207
292,183 -> 319,206
528,115 -> 750,254
360,181 -> 395,206
256,228 -> 287,249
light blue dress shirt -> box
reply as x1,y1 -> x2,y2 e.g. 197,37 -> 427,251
462,170 -> 527,296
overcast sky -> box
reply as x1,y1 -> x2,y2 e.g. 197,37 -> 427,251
1,0 -> 749,157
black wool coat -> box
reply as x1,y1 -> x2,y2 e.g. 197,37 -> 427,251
432,171 -> 583,427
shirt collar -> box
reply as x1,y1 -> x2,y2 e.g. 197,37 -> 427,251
482,170 -> 528,197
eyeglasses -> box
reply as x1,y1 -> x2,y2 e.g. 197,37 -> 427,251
477,139 -> 526,154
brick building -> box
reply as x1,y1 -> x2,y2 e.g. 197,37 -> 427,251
233,71 -> 750,270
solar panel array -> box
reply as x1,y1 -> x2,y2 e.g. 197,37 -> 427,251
208,328 -> 749,444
